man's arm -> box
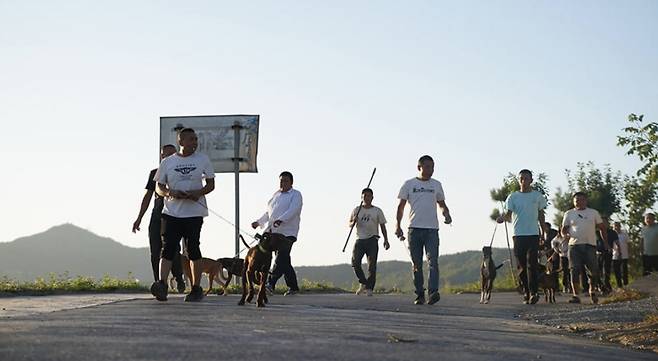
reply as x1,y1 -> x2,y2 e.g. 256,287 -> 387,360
597,223 -> 609,250
132,189 -> 154,233
438,200 -> 452,224
380,223 -> 390,250
538,209 -> 547,242
395,199 -> 407,238
186,178 -> 216,201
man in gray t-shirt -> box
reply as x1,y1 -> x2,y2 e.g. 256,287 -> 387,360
641,212 -> 658,275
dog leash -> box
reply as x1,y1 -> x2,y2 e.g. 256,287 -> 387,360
488,222 -> 498,248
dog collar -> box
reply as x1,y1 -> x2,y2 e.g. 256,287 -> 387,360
257,243 -> 268,253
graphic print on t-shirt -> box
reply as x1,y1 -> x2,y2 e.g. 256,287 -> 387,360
412,186 -> 435,194
174,164 -> 197,176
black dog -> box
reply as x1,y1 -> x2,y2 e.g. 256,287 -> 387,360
480,246 -> 504,304
538,250 -> 559,303
216,257 -> 244,295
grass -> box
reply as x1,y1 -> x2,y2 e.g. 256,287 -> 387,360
0,273 -> 146,295
600,288 -> 649,304
443,273 -> 520,294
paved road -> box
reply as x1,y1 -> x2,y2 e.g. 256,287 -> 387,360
0,292 -> 655,361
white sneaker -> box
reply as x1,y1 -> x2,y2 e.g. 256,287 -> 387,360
366,289 -> 373,297
356,284 -> 367,295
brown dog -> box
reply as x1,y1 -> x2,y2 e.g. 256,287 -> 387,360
480,246 -> 504,304
538,251 -> 559,303
238,232 -> 288,307
179,255 -> 226,295
214,257 -> 244,295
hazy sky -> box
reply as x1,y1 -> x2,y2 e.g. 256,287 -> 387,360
2,1 -> 657,266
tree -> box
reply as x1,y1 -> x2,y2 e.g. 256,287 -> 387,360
617,114 -> 658,275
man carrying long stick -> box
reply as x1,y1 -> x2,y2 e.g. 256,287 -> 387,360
348,188 -> 389,297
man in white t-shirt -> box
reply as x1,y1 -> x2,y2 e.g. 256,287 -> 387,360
497,169 -> 548,305
551,226 -> 571,293
612,222 -> 629,288
395,155 -> 452,305
641,212 -> 658,275
348,188 -> 389,297
150,128 -> 216,302
561,192 -> 607,304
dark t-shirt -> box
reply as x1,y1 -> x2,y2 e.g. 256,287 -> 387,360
596,229 -> 618,252
146,168 -> 164,215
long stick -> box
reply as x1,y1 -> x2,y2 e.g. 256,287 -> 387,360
342,168 -> 377,252
500,201 -> 519,290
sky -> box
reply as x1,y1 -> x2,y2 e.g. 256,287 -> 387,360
1,1 -> 657,266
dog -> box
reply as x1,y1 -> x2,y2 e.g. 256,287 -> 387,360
480,246 -> 504,304
238,232 -> 288,307
215,257 -> 245,295
177,255 -> 226,295
537,250 -> 559,303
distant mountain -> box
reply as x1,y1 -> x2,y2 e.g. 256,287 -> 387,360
0,224 -> 514,291
0,224 -> 152,283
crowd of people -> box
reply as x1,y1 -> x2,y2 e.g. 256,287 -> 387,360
132,127 -> 657,305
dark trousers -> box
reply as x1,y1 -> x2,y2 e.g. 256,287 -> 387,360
597,251 -> 613,292
513,235 -> 539,296
569,244 -> 600,295
560,256 -> 571,292
612,259 -> 629,288
268,236 -> 299,291
148,214 -> 182,282
160,214 -> 203,261
352,236 -> 379,290
644,255 -> 658,275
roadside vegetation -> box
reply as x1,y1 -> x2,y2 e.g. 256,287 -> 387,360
0,273 -> 145,295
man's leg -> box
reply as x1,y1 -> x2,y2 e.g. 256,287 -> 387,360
561,257 -> 571,293
643,255 -> 650,276
152,215 -> 184,301
281,239 -> 299,292
513,236 -> 530,301
425,229 -> 440,304
612,259 -> 623,288
621,259 -> 629,285
584,245 -> 601,303
267,250 -> 284,289
351,240 -> 368,287
365,237 -> 380,290
183,217 -> 204,302
407,228 -> 425,301
148,217 -> 162,282
568,245 -> 583,302
526,236 -> 540,299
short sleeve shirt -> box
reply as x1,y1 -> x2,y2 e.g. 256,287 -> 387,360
397,178 -> 445,229
155,152 -> 216,218
351,205 -> 386,240
642,224 -> 658,256
505,190 -> 547,236
562,208 -> 603,246
146,168 -> 164,215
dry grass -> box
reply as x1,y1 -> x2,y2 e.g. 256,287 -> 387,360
600,288 -> 649,304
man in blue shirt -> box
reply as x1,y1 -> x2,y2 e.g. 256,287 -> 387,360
497,169 -> 548,305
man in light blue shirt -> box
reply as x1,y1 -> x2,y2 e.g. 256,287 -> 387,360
497,169 -> 548,305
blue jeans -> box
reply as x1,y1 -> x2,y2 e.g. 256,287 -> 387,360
408,228 -> 440,296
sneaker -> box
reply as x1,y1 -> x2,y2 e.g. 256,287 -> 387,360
414,295 -> 425,305
529,293 -> 540,305
176,279 -> 186,294
283,289 -> 299,296
264,284 -> 274,296
184,285 -> 204,302
366,289 -> 373,297
568,296 -> 581,304
355,284 -> 367,296
150,280 -> 168,301
427,291 -> 441,305
590,293 -> 598,304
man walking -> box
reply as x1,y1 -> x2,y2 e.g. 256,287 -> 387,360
150,128 -> 215,302
596,217 -> 618,295
641,212 -> 658,275
251,171 -> 302,296
348,188 -> 389,297
132,144 -> 186,293
561,192 -> 607,304
395,155 -> 452,305
497,169 -> 548,305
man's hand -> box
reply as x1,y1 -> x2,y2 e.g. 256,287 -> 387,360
383,240 -> 390,250
444,214 -> 452,225
273,220 -> 283,228
132,219 -> 141,233
395,227 -> 404,240
251,221 -> 259,229
186,189 -> 204,201
496,215 -> 505,224
168,190 -> 187,199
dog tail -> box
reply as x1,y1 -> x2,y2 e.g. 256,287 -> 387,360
240,234 -> 250,248
495,263 -> 504,270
